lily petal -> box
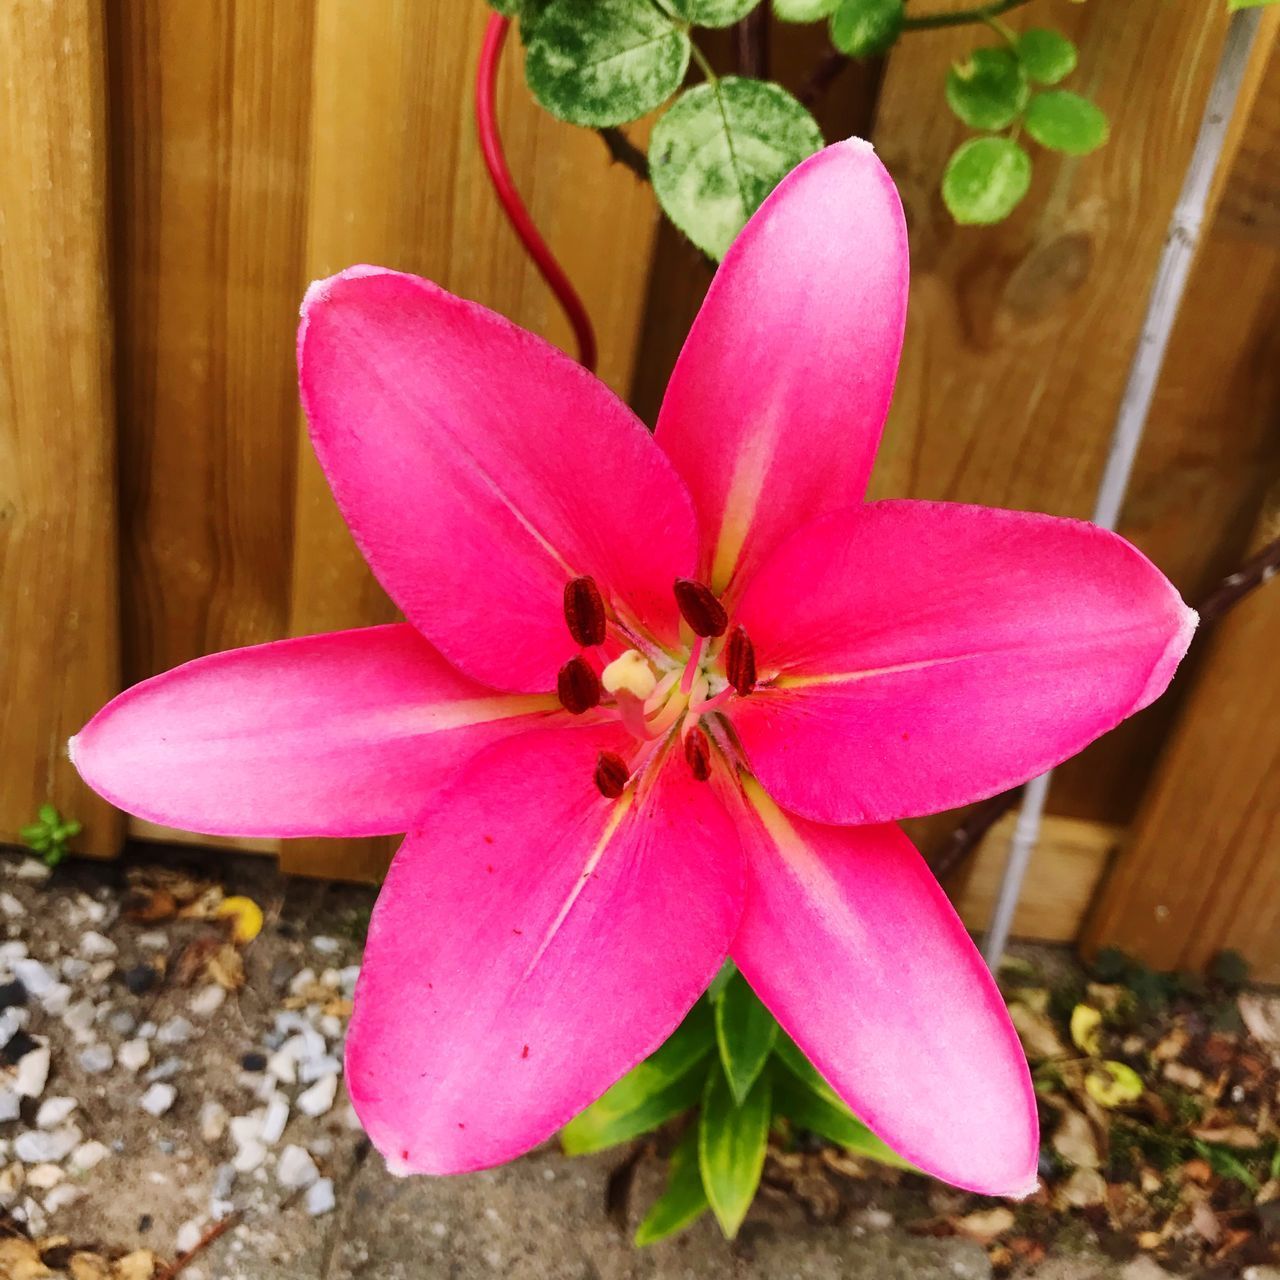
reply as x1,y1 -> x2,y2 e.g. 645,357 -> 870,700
70,626 -> 556,838
730,777 -> 1039,1197
346,726 -> 744,1175
655,139 -> 908,601
732,501 -> 1197,825
298,267 -> 699,692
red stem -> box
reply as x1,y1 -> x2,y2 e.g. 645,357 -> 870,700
476,16 -> 598,372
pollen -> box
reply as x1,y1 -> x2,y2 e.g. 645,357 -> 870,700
601,649 -> 658,701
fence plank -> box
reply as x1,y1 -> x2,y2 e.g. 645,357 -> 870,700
283,1 -> 660,879
0,0 -> 122,856
1082,496 -> 1280,983
871,3 -> 1276,840
110,0 -> 314,688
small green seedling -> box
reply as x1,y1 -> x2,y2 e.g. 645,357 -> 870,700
19,804 -> 81,868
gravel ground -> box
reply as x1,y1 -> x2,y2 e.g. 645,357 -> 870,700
0,845 -> 1263,1280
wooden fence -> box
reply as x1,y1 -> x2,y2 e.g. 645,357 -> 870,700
2,1 -> 1278,977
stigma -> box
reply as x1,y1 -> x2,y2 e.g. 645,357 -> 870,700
555,573 -> 762,796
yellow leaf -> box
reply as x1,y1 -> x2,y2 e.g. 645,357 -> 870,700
1070,1004 -> 1103,1056
111,1250 -> 157,1280
214,895 -> 263,945
1085,1060 -> 1144,1108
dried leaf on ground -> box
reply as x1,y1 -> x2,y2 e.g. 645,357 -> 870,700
173,936 -> 223,986
1071,1004 -> 1103,1056
1056,1166 -> 1107,1209
1053,1107 -> 1101,1168
125,888 -> 177,922
1009,1000 -> 1068,1061
69,1254 -> 113,1280
214,895 -> 264,945
111,1249 -> 156,1280
206,944 -> 246,991
0,1237 -> 53,1279
177,886 -> 225,921
952,1206 -> 1015,1243
1085,1060 -> 1144,1108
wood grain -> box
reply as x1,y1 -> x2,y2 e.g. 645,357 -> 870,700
109,0 -> 314,689
873,3 -> 1278,835
283,0 -> 660,879
0,0 -> 122,856
1082,496 -> 1280,983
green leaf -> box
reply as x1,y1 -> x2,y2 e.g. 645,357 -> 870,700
43,846 -> 67,869
1228,0 -> 1280,9
525,0 -> 690,128
714,974 -> 777,1104
561,1002 -> 715,1154
38,803 -> 59,826
945,47 -> 1029,131
1015,28 -> 1078,85
649,77 -> 824,260
699,1064 -> 771,1239
18,823 -> 47,843
634,1126 -> 710,1245
771,1037 -> 912,1167
1084,1060 -> 1144,1109
773,0 -> 839,19
705,957 -> 737,1004
1024,90 -> 1109,155
829,0 -> 903,57
942,136 -> 1032,225
670,0 -> 762,27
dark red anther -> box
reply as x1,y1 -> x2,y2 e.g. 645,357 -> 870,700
673,578 -> 728,638
594,751 -> 630,798
724,625 -> 757,696
557,655 -> 601,714
563,575 -> 606,647
684,725 -> 712,782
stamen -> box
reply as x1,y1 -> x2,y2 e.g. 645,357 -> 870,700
683,725 -> 712,781
557,655 -> 601,714
673,578 -> 728,638
724,625 -> 757,696
563,576 -> 606,647
602,649 -> 657,701
679,636 -> 705,695
594,751 -> 630,798
642,669 -> 682,715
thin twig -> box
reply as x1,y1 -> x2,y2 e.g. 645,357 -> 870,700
154,1212 -> 243,1280
901,0 -> 1035,31
736,7 -> 770,80
597,127 -> 650,182
930,528 -> 1280,884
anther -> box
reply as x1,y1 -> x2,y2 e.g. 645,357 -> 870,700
594,751 -> 630,798
683,725 -> 712,782
557,655 -> 601,714
673,578 -> 728,638
563,576 -> 606,647
724,625 -> 757,696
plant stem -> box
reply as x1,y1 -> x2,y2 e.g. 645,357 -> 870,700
901,0 -> 1035,32
689,38 -> 718,85
597,127 -> 650,181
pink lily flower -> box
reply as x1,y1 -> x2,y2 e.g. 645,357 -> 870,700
70,140 -> 1195,1198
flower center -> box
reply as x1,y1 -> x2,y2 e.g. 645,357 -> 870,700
553,575 -> 758,797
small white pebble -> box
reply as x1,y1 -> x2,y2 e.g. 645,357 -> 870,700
275,1144 -> 319,1190
260,1094 -> 289,1146
305,1177 -> 336,1216
35,1097 -> 77,1130
12,960 -> 56,999
176,1218 -> 205,1254
78,931 -> 117,961
0,893 -> 23,919
140,1082 -> 177,1117
296,1074 -> 338,1119
42,1183 -> 83,1214
25,1163 -> 64,1191
118,1039 -> 150,1073
200,1100 -> 228,1144
189,986 -> 226,1018
15,1045 -> 50,1099
137,931 -> 168,950
232,1139 -> 266,1174
78,1043 -> 114,1075
15,1126 -> 81,1163
266,1050 -> 296,1086
311,937 -> 341,956
157,1016 -> 194,1045
70,1140 -> 110,1173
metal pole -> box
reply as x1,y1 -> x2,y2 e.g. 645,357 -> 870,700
981,6 -> 1264,970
